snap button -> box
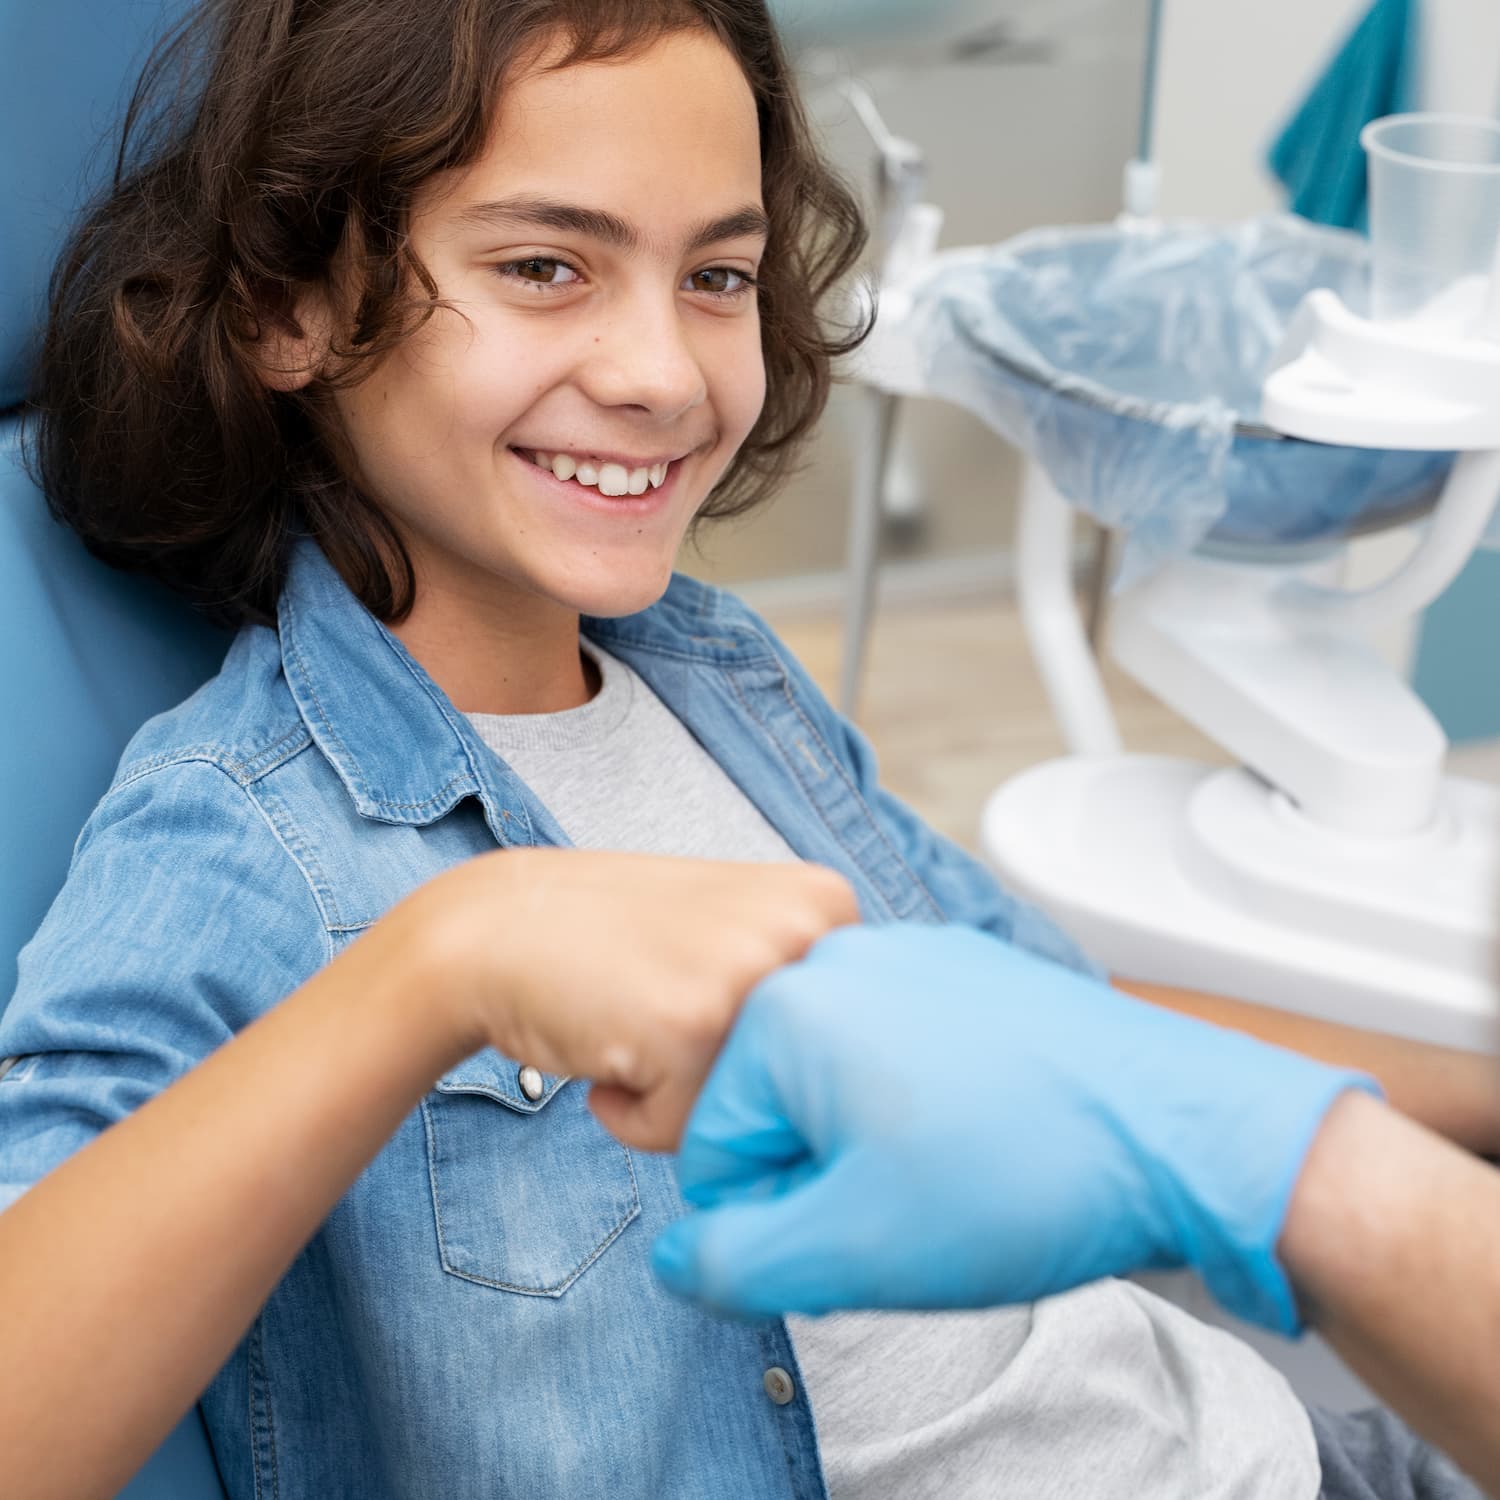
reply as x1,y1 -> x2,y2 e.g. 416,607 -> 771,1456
518,1065 -> 545,1102
763,1366 -> 795,1406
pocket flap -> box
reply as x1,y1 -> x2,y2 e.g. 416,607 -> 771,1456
435,1048 -> 567,1114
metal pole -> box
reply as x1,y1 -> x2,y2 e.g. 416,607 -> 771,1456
838,387 -> 899,719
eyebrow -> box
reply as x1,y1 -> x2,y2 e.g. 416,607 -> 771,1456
450,195 -> 770,255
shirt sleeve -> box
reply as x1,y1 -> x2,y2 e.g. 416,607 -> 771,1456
0,757 -> 330,1214
752,610 -> 1104,978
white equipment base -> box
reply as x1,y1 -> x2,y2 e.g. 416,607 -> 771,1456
982,755 -> 1500,1049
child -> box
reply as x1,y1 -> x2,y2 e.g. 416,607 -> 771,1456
0,2 -> 1483,1497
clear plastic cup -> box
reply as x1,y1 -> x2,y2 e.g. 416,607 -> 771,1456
1361,113 -> 1500,328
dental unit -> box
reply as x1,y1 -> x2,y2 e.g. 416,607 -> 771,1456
837,7 -> 1500,1405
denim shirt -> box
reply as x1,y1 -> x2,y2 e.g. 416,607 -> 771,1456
0,537 -> 1090,1499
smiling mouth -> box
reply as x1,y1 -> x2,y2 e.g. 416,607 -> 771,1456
515,447 -> 674,497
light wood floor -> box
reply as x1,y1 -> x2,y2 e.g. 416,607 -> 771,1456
766,593 -> 1500,855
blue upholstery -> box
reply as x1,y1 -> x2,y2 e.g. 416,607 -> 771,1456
113,1404 -> 227,1500
0,423 -> 228,1001
0,437 -> 231,1500
0,1 -> 195,403
0,449 -> 231,1500
2,0 -> 232,1492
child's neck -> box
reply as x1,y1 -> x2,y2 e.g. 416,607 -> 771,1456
389,585 -> 597,718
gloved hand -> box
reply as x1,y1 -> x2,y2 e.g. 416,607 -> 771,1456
651,924 -> 1377,1334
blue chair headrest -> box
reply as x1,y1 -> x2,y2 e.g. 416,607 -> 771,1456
0,1 -> 195,407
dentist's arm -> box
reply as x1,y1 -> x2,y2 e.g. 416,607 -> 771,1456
1278,1092 -> 1500,1494
1118,979 -> 1500,1156
652,925 -> 1500,1490
651,924 -> 1371,1331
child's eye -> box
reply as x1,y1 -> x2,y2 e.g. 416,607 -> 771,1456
492,258 -> 756,301
686,267 -> 758,300
494,257 -> 582,291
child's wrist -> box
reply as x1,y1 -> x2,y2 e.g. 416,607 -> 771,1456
377,874 -> 501,1070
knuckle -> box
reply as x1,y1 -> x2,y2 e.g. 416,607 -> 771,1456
680,1002 -> 733,1053
806,863 -> 857,915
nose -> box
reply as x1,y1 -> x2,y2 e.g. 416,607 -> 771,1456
578,286 -> 709,423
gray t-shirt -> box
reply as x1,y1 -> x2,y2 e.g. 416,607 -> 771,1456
466,640 -> 1320,1499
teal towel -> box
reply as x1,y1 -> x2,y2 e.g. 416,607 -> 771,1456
1267,0 -> 1419,230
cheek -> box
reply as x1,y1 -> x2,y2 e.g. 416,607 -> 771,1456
721,333 -> 768,444
350,319 -> 550,457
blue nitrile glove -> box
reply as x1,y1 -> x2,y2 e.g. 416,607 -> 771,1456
652,924 -> 1378,1335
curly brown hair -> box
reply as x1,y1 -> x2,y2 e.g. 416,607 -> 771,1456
26,0 -> 869,627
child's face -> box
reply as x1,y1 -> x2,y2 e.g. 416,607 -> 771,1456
326,28 -> 768,623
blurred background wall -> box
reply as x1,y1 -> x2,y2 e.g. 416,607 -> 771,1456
682,0 -> 1500,627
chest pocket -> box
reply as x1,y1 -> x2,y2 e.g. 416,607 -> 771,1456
422,1050 -> 640,1295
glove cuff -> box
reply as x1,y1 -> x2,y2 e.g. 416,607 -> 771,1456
1191,1070 -> 1382,1336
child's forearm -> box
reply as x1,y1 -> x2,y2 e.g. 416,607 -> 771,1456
1115,979 -> 1500,1158
0,846 -> 857,1500
0,898 -> 473,1500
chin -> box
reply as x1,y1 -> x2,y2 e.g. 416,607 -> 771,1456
548,552 -> 679,621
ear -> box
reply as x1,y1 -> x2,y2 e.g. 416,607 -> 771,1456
251,284 -> 335,393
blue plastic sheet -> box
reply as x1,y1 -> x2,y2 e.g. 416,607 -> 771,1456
902,216 -> 1457,582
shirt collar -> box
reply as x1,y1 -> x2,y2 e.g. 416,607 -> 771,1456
274,537 -> 771,834
277,537 -> 529,834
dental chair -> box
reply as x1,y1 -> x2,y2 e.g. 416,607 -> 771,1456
2,1 -> 230,1493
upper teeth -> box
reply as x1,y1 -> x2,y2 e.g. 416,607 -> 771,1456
529,450 -> 669,495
